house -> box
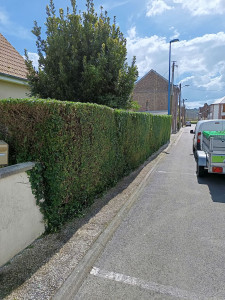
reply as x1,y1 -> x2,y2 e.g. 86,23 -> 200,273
199,103 -> 209,120
132,69 -> 180,131
0,33 -> 29,99
208,97 -> 225,120
133,69 -> 179,114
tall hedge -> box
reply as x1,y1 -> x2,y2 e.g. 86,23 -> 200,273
0,98 -> 171,231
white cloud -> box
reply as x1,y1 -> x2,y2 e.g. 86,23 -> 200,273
186,100 -> 208,109
24,52 -> 39,70
146,0 -> 173,17
175,33 -> 225,92
169,27 -> 180,40
0,9 -> 9,26
173,0 -> 225,16
145,0 -> 225,17
127,26 -> 137,39
126,30 -> 225,103
126,31 -> 167,77
102,1 -> 129,11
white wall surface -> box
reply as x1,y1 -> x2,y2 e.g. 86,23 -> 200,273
0,80 -> 29,99
0,164 -> 45,267
213,104 -> 219,119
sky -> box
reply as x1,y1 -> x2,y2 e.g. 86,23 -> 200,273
1,0 -> 225,109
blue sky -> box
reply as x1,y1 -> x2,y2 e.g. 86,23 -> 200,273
1,0 -> 225,108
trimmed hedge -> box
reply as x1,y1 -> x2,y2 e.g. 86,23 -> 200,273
0,98 -> 171,231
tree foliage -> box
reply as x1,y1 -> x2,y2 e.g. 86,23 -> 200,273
25,0 -> 138,109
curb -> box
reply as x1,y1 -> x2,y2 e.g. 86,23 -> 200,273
53,130 -> 182,299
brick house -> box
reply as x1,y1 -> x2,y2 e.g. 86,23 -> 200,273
208,97 -> 225,119
199,103 -> 209,120
0,33 -> 29,99
132,69 -> 180,131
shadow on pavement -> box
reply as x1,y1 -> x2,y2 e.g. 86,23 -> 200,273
197,173 -> 225,203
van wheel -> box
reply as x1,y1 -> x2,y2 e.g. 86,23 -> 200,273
197,163 -> 204,177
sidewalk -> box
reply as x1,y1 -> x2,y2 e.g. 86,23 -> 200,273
3,131 -> 182,300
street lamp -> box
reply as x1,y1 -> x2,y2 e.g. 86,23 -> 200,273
168,39 -> 179,115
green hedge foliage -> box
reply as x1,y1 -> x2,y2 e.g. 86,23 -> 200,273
0,98 -> 171,231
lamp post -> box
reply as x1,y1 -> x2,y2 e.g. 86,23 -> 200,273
168,39 -> 179,115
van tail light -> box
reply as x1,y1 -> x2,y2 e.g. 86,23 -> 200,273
197,132 -> 201,150
212,167 -> 223,173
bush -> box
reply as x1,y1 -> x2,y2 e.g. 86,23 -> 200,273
25,0 -> 138,109
0,98 -> 171,231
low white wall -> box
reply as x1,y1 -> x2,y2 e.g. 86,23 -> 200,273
0,163 -> 45,267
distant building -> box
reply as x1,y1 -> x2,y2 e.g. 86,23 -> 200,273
132,69 -> 179,131
186,108 -> 199,121
0,33 -> 29,99
208,97 -> 225,119
199,103 -> 209,120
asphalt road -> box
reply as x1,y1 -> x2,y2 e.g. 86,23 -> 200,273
74,125 -> 225,300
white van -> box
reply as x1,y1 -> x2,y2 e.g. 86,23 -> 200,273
192,119 -> 225,155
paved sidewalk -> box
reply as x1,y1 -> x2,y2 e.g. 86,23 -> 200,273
72,125 -> 225,300
4,131 -> 181,300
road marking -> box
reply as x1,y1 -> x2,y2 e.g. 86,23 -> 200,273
174,130 -> 183,146
157,170 -> 195,176
90,267 -> 208,300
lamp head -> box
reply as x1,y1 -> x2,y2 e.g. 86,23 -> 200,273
170,39 -> 179,43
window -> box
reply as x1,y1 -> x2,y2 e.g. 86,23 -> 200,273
223,104 -> 225,112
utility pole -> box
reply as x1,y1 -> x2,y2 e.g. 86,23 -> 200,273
182,99 -> 187,125
182,99 -> 185,126
171,61 -> 176,132
179,83 -> 181,130
174,81 -> 178,133
179,85 -> 189,128
168,39 -> 179,115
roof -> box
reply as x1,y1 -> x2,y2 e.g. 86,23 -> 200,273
135,69 -> 179,91
212,96 -> 225,104
0,33 -> 27,80
136,69 -> 168,85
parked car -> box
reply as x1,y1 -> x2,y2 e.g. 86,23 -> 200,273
186,121 -> 191,126
191,119 -> 225,157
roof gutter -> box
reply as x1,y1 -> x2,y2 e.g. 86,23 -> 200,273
0,72 -> 28,86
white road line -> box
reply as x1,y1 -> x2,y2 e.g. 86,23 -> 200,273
174,130 -> 183,146
157,170 -> 195,176
90,267 -> 208,300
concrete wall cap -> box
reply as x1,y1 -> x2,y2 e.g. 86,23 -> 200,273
0,162 -> 36,179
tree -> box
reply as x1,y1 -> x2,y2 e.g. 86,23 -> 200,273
25,0 -> 138,109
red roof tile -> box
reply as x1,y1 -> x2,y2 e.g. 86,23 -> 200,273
0,33 -> 28,80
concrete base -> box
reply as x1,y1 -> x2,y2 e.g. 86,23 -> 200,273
0,163 -> 45,267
